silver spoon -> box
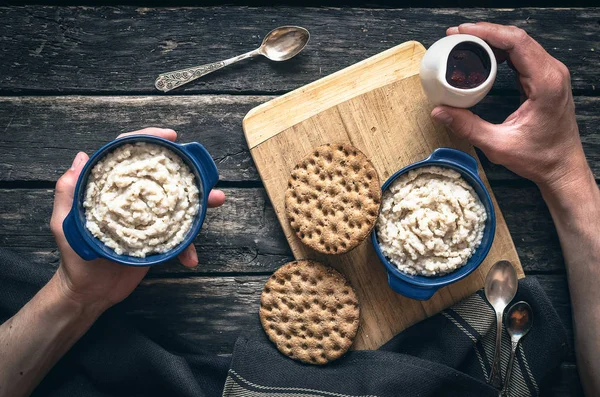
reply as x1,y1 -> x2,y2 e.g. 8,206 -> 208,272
155,26 -> 310,92
484,260 -> 518,389
501,301 -> 533,396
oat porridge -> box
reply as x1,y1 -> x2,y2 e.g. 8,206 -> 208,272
376,166 -> 486,276
83,142 -> 200,258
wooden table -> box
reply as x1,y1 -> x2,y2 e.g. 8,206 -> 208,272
0,6 -> 597,395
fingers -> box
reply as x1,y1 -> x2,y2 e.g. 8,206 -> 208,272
50,152 -> 89,239
431,106 -> 504,152
207,189 -> 226,208
54,130 -> 216,269
178,244 -> 198,268
450,22 -> 550,80
118,127 -> 177,142
446,26 -> 459,35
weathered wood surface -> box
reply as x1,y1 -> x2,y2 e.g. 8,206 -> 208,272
0,96 -> 263,183
1,95 -> 599,183
0,183 -> 580,388
0,188 -> 291,274
0,186 -> 575,361
121,273 -> 578,395
120,274 -> 575,362
0,7 -> 598,95
0,186 -> 565,275
0,5 -> 593,394
4,0 -> 594,8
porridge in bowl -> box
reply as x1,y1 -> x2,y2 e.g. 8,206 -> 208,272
83,142 -> 200,258
376,166 -> 486,276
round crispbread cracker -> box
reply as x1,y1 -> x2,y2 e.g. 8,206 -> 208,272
285,143 -> 381,255
259,260 -> 360,365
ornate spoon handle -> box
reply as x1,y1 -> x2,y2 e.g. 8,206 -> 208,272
155,49 -> 260,92
488,311 -> 504,388
501,340 -> 519,396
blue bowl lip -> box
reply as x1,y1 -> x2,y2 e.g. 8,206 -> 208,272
69,135 -> 210,266
370,149 -> 496,288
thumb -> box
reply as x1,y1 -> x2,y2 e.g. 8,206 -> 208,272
431,106 -> 501,151
50,152 -> 89,238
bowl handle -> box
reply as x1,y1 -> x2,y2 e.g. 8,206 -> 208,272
62,210 -> 98,261
181,142 -> 220,190
429,148 -> 478,175
387,272 -> 439,301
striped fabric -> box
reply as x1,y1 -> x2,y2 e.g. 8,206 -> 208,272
223,278 -> 567,397
1,247 -> 565,397
224,370 -> 378,397
445,291 -> 538,397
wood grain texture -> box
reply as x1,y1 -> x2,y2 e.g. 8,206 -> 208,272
123,273 -> 577,395
1,95 -> 598,183
0,7 -> 597,94
127,274 -> 577,395
0,6 -> 591,393
244,44 -> 523,350
244,41 -> 424,148
0,188 -> 291,274
1,0 -> 594,7
0,95 -> 264,183
120,273 -> 579,394
0,185 -> 567,275
121,274 -> 572,352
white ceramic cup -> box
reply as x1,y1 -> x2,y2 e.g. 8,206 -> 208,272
420,34 -> 497,108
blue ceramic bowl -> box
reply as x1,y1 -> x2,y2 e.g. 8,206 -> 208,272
371,148 -> 496,300
62,135 -> 219,266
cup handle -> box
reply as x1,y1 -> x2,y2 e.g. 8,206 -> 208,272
387,272 -> 438,301
181,142 -> 220,190
62,210 -> 98,261
428,147 -> 479,175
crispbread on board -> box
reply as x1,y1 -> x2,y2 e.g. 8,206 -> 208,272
244,42 -> 523,350
284,143 -> 381,255
259,260 -> 360,365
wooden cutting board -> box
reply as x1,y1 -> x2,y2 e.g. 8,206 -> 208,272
243,41 -> 524,350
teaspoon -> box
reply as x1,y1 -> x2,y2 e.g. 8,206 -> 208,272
155,26 -> 310,92
484,260 -> 518,389
502,301 -> 533,396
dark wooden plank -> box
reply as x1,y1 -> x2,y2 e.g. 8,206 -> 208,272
121,274 -> 575,361
1,95 -> 598,183
2,0 -> 594,9
0,185 -> 571,274
0,7 -> 598,94
0,188 -> 291,274
494,183 -> 565,273
126,274 -> 580,393
0,96 -> 265,182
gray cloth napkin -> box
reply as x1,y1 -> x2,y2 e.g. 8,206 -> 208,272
224,277 -> 569,397
0,248 -> 569,397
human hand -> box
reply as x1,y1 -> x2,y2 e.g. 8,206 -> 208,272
431,22 -> 589,192
49,128 -> 226,312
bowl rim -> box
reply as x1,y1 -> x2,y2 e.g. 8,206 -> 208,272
371,150 -> 496,288
69,135 -> 209,266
